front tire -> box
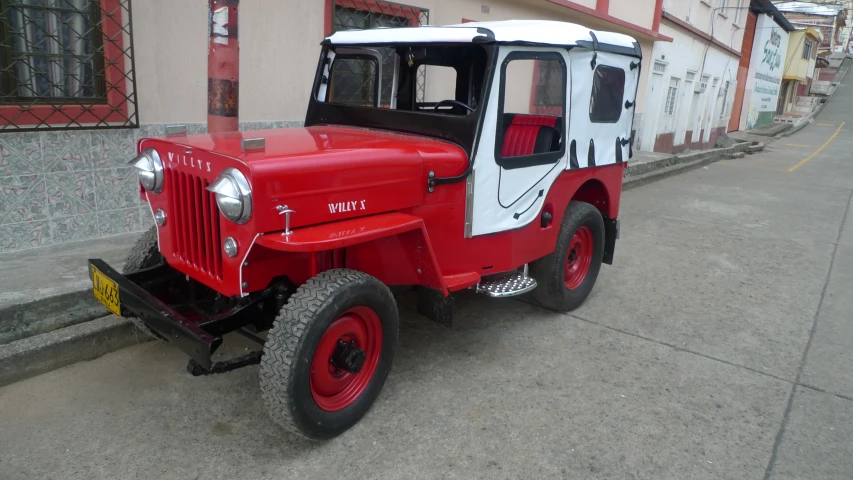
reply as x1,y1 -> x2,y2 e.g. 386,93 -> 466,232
529,201 -> 605,312
259,269 -> 399,440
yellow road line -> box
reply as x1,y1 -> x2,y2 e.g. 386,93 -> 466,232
786,143 -> 811,147
787,121 -> 845,173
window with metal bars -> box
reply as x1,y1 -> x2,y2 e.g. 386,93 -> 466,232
664,77 -> 679,116
329,0 -> 428,103
0,0 -> 137,130
1,0 -> 103,100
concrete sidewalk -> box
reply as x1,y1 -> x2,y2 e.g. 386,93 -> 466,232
0,233 -> 147,385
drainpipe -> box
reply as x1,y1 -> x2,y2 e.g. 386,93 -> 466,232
208,0 -> 239,133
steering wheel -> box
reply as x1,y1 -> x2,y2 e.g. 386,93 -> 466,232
433,99 -> 474,113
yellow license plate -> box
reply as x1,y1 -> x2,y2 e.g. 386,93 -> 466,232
91,265 -> 121,317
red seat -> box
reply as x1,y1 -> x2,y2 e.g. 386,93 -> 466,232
500,114 -> 562,158
509,114 -> 558,128
500,124 -> 560,158
501,125 -> 544,157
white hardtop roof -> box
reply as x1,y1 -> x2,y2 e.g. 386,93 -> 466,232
325,20 -> 638,51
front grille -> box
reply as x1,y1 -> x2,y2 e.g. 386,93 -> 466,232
165,168 -> 223,279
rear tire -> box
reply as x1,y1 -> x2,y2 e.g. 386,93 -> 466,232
259,269 -> 399,440
529,201 -> 605,312
122,226 -> 164,338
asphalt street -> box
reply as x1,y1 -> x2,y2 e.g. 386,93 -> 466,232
2,78 -> 853,479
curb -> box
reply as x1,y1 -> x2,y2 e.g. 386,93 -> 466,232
624,152 -> 723,190
0,291 -> 107,345
0,315 -> 150,387
623,142 -> 755,189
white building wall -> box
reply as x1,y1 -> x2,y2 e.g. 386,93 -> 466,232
737,14 -> 789,131
635,22 -> 740,153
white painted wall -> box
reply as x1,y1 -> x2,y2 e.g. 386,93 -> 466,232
737,14 -> 789,131
635,22 -> 740,151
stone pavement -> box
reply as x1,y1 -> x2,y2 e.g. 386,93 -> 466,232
2,70 -> 853,480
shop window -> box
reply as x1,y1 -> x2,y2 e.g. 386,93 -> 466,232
589,65 -> 625,123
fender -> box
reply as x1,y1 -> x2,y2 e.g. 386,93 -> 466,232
253,212 -> 449,294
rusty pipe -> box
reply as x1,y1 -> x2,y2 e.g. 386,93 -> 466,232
207,0 -> 239,133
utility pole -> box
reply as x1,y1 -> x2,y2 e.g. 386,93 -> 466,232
207,0 -> 240,133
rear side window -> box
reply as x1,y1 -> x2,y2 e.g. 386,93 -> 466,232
589,65 -> 626,123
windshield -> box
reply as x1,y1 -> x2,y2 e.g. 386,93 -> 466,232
314,44 -> 489,116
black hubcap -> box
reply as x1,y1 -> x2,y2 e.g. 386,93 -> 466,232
330,340 -> 366,373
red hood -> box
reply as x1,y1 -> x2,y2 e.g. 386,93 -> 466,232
136,125 -> 466,297
142,125 -> 467,233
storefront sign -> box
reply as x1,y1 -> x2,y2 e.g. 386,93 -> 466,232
746,15 -> 789,129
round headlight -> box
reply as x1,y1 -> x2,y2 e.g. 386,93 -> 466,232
128,148 -> 164,194
207,168 -> 252,224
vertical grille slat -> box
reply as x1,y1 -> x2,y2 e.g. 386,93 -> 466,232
166,170 -> 179,254
185,173 -> 198,266
194,177 -> 206,269
164,163 -> 223,279
201,180 -> 213,274
210,192 -> 223,279
180,172 -> 192,262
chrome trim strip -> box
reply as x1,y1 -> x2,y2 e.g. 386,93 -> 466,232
143,191 -> 161,251
464,170 -> 475,238
238,233 -> 261,297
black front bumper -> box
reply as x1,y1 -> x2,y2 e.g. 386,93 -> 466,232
88,259 -> 230,370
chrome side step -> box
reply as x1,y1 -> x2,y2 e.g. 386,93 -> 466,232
475,265 -> 537,298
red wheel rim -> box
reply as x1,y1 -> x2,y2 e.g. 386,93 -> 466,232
564,225 -> 593,290
310,306 -> 382,412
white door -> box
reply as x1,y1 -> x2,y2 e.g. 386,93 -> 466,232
468,46 -> 570,237
674,73 -> 694,147
639,61 -> 666,152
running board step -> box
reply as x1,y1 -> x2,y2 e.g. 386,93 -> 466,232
475,268 -> 537,298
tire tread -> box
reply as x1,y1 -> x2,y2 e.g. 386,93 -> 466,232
259,269 -> 385,438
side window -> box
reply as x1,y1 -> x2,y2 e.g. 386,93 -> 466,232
496,53 -> 566,167
328,56 -> 379,107
324,47 -> 399,108
589,65 -> 626,123
417,65 -> 463,113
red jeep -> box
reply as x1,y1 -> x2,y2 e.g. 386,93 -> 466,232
89,20 -> 641,439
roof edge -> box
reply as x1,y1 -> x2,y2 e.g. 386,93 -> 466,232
751,0 -> 797,32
